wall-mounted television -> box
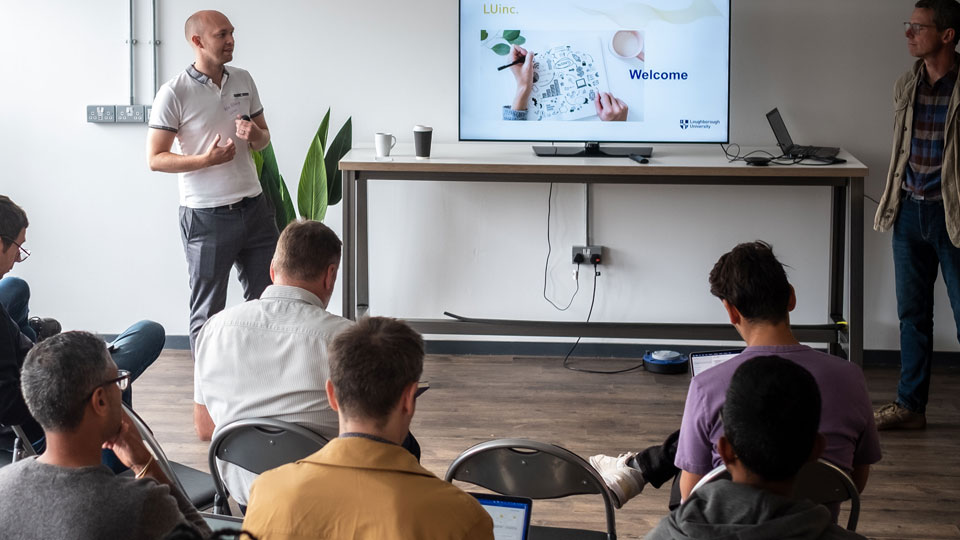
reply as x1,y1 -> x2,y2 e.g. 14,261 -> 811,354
459,0 -> 730,156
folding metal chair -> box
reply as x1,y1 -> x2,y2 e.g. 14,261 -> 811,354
445,438 -> 617,540
208,418 -> 328,515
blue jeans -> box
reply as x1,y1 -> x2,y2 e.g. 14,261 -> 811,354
892,196 -> 960,413
0,277 -> 36,342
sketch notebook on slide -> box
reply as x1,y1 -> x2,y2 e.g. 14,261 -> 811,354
766,108 -> 839,159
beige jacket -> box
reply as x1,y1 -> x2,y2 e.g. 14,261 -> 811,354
875,59 -> 960,247
242,437 -> 494,540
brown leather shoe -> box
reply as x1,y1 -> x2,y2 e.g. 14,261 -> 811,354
874,402 -> 926,430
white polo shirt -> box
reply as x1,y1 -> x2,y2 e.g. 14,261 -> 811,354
194,284 -> 354,505
149,64 -> 264,208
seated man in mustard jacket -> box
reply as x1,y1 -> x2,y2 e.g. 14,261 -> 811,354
242,317 -> 493,540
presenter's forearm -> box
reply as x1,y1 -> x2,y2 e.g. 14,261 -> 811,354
249,128 -> 270,151
148,151 -> 212,174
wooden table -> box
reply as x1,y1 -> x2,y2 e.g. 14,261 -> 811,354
339,144 -> 869,364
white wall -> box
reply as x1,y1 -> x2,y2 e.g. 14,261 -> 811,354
2,0 -> 955,351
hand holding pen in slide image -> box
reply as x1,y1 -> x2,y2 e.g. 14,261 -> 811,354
595,92 -> 628,121
509,45 -> 535,111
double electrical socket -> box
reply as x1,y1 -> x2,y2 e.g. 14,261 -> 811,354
86,105 -> 148,123
572,245 -> 603,265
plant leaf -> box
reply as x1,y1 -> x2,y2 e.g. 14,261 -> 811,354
325,117 -> 352,206
252,149 -> 264,178
254,144 -> 295,231
508,35 -> 525,45
492,43 -> 511,55
480,29 -> 488,41
277,174 -> 297,227
315,108 -> 331,150
297,135 -> 328,221
503,30 -> 521,41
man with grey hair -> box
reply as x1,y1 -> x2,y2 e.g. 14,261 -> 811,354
0,331 -> 211,539
146,9 -> 278,357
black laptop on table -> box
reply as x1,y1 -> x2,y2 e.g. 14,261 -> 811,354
766,108 -> 839,160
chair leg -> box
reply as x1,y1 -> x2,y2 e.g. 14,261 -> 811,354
213,493 -> 231,515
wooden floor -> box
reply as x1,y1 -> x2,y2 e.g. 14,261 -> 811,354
134,351 -> 960,539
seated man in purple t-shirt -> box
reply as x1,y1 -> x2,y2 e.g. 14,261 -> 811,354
590,241 -> 881,509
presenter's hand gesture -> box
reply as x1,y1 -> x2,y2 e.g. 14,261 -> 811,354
596,92 -> 628,122
510,45 -> 535,111
203,134 -> 236,167
235,115 -> 258,141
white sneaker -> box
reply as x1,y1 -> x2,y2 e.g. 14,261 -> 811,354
589,452 -> 645,508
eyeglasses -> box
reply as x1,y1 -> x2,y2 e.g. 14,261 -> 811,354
86,369 -> 131,400
904,21 -> 937,34
0,236 -> 29,262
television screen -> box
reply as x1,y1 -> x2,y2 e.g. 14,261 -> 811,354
459,0 -> 730,144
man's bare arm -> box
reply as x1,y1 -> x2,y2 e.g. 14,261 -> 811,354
146,128 -> 236,173
679,469 -> 704,502
850,463 -> 869,493
193,403 -> 215,441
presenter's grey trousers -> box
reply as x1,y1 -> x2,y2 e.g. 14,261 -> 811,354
179,193 -> 279,356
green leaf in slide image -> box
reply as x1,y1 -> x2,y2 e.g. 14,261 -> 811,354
481,29 -> 488,40
507,35 -> 525,45
502,30 -> 521,41
492,43 -> 511,55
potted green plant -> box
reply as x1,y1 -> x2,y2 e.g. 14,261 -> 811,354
252,108 -> 352,229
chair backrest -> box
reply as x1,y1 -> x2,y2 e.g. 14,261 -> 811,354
793,460 -> 860,531
444,438 -> 616,539
208,418 -> 328,511
686,460 -> 860,532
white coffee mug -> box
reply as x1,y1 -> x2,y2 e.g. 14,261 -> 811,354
375,132 -> 397,158
610,30 -> 644,59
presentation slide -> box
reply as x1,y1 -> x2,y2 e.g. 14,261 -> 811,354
459,0 -> 730,143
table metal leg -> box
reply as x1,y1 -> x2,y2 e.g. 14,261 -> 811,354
357,178 -> 369,318
828,184 -> 847,358
342,170 -> 357,320
849,177 -> 864,366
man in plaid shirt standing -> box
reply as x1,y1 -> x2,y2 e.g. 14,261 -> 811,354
874,0 -> 960,430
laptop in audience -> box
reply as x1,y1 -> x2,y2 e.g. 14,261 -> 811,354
689,349 -> 743,377
471,493 -> 533,540
766,108 -> 840,160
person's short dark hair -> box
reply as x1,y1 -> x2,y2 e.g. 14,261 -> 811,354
708,241 -> 791,324
0,195 -> 29,251
723,355 -> 822,482
329,317 -> 424,424
21,331 -> 112,432
272,219 -> 341,282
916,0 -> 960,46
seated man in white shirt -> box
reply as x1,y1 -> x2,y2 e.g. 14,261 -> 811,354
193,219 -> 420,507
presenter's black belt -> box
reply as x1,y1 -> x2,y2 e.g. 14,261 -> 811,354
209,194 -> 262,211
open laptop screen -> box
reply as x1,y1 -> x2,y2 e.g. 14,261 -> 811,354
765,108 -> 794,151
689,349 -> 742,377
471,493 -> 533,540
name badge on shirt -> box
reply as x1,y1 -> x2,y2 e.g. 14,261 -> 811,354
224,99 -> 242,116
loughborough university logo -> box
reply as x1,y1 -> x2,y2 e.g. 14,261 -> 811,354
680,119 -> 690,130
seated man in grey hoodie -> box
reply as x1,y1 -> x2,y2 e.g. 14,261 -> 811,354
645,355 -> 865,540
